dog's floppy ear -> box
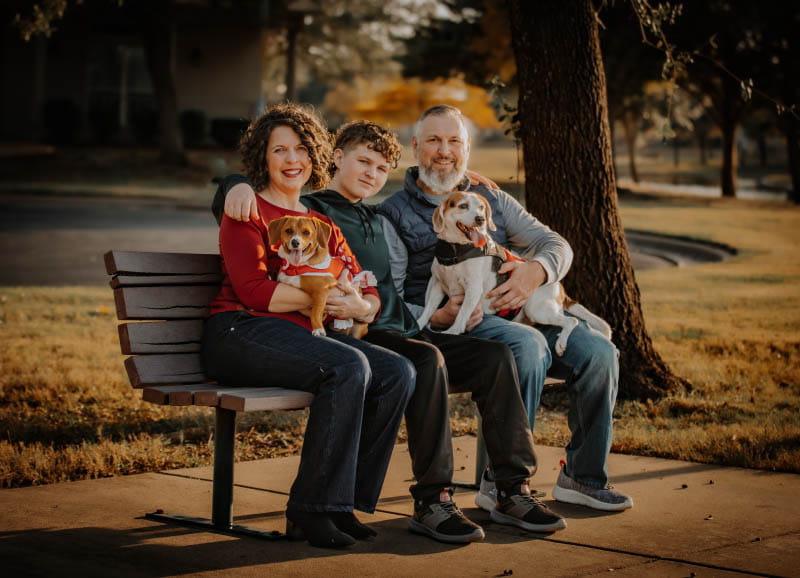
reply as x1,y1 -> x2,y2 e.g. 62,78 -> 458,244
314,218 -> 332,249
477,194 -> 496,231
432,204 -> 446,233
267,217 -> 289,247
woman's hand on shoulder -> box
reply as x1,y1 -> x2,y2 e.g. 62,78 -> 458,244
466,170 -> 499,190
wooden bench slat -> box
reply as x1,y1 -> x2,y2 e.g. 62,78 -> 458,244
119,320 -> 205,354
220,388 -> 315,412
125,353 -> 206,387
141,384 -> 230,406
110,274 -> 222,289
114,286 -> 219,320
105,251 -> 221,276
142,385 -> 194,406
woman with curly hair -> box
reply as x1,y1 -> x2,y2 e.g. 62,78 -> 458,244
202,103 -> 415,549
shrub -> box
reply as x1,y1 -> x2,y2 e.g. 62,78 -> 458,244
180,109 -> 207,147
88,93 -> 119,144
43,99 -> 80,145
210,117 -> 249,149
130,99 -> 159,145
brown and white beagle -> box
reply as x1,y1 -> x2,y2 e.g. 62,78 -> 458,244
267,215 -> 374,338
416,191 -> 611,355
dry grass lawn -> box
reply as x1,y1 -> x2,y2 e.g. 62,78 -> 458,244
610,196 -> 800,470
1,193 -> 798,488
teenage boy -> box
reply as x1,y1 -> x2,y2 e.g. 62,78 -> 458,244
214,120 -> 566,544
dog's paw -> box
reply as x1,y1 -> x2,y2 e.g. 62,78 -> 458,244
312,328 -> 327,337
554,340 -> 567,357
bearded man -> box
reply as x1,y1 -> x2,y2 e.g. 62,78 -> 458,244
377,104 -> 633,513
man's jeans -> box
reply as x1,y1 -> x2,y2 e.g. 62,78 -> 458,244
202,312 -> 415,513
469,313 -> 619,489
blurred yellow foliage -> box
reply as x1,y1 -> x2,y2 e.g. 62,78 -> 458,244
325,76 -> 501,130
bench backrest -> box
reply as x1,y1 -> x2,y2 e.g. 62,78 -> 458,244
105,250 -> 222,388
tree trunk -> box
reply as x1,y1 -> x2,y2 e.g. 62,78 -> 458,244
757,131 -> 768,168
785,114 -> 800,204
138,1 -> 186,165
720,121 -> 738,198
506,0 -> 688,400
718,79 -> 741,198
621,111 -> 640,183
696,130 -> 708,165
673,137 -> 680,169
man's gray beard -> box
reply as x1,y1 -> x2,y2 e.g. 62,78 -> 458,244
418,164 -> 467,194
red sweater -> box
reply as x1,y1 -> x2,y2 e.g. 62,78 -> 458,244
208,196 -> 379,332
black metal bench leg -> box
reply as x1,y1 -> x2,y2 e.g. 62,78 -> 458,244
454,414 -> 490,489
212,406 -> 235,529
473,418 -> 489,486
144,406 -> 283,540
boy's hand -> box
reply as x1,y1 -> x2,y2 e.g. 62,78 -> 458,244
429,295 -> 483,332
466,170 -> 499,190
225,183 -> 259,222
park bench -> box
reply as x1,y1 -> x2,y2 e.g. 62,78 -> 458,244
106,249 -> 498,539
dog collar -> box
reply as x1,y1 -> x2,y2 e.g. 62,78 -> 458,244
281,255 -> 348,279
434,240 -> 507,266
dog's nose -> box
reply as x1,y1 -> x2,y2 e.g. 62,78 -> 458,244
291,239 -> 300,248
475,215 -> 485,225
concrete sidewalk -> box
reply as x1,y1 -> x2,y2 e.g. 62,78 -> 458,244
2,436 -> 798,577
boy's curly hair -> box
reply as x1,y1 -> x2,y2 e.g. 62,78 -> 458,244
330,120 -> 402,176
239,103 -> 332,191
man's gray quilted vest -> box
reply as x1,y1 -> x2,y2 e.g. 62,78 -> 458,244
378,169 -> 511,307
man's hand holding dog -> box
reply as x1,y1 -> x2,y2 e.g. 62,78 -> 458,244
429,295 -> 484,332
487,260 -> 548,312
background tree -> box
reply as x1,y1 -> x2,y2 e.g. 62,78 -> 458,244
12,0 -> 187,164
662,1 -> 765,198
600,3 -> 663,184
507,0 -> 687,399
739,3 -> 800,203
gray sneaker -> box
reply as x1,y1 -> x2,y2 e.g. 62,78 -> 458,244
490,481 -> 566,533
474,468 -> 497,512
475,468 -> 546,512
409,490 -> 485,544
552,467 -> 633,511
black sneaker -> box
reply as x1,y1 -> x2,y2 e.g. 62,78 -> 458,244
490,480 -> 566,533
408,489 -> 485,544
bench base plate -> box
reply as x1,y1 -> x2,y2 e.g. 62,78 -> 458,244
145,511 -> 286,541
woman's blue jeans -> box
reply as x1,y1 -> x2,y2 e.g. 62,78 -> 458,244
202,311 -> 415,513
469,313 -> 619,489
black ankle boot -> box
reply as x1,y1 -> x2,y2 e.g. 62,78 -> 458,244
285,510 -> 356,548
329,511 -> 377,540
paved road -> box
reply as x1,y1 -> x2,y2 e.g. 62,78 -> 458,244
0,193 -> 698,286
0,194 -> 219,285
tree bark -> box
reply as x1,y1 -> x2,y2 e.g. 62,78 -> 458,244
137,1 -> 186,165
506,0 -> 688,400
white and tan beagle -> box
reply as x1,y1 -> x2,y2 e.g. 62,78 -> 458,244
416,191 -> 611,355
268,215 -> 374,338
